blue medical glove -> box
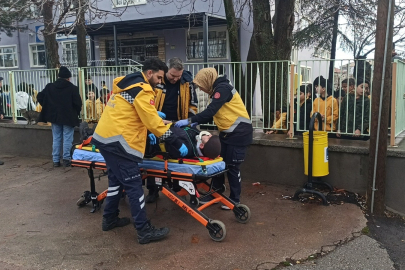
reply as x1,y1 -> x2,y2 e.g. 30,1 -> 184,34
174,119 -> 189,127
157,111 -> 166,119
179,143 -> 188,157
148,133 -> 157,145
190,122 -> 198,128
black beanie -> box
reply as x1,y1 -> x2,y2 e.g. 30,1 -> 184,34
58,66 -> 72,79
201,135 -> 221,159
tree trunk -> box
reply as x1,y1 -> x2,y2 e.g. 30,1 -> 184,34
76,0 -> 87,68
367,0 -> 394,216
328,5 -> 339,81
223,0 -> 240,63
223,0 -> 258,116
42,1 -> 59,70
252,0 -> 295,130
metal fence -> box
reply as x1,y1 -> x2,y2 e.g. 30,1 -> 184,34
392,60 -> 405,141
295,59 -> 373,138
79,65 -> 141,122
2,59 -> 404,143
183,61 -> 291,130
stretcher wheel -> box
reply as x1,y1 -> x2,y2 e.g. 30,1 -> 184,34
234,204 -> 251,224
77,191 -> 91,207
208,220 -> 226,242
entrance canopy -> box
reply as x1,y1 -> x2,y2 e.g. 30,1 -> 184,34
83,12 -> 227,36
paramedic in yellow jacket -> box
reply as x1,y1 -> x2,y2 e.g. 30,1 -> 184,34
154,57 -> 197,121
311,76 -> 339,132
91,58 -> 188,244
144,57 -> 198,203
175,67 -> 253,209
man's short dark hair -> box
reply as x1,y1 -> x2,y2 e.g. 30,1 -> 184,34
142,58 -> 168,73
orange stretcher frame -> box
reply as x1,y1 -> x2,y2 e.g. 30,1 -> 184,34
71,152 -> 251,241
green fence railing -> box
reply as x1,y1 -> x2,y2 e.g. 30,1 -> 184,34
3,59 -> 405,142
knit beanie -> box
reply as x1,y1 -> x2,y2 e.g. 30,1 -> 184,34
58,66 -> 72,79
201,135 -> 221,159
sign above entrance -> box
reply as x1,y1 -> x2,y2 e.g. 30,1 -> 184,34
35,22 -> 77,43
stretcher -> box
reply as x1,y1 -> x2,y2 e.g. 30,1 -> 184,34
70,144 -> 251,242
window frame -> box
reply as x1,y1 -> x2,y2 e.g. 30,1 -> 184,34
300,66 -> 312,84
28,43 -> 46,68
61,39 -> 91,65
0,45 -> 19,69
185,26 -> 229,61
112,0 -> 147,8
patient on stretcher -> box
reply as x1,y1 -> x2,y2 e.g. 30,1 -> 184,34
146,125 -> 221,160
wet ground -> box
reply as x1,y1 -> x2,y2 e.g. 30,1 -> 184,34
0,154 -> 369,270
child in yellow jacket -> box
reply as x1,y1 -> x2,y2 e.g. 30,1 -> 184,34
85,91 -> 97,122
311,76 -> 339,131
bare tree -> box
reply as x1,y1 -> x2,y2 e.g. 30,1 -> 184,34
295,0 -> 405,60
28,0 -> 128,68
0,0 -> 32,38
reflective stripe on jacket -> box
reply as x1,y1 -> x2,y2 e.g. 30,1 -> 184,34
92,72 -> 170,162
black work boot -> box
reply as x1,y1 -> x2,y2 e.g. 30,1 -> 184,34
102,216 -> 131,231
53,162 -> 61,167
63,159 -> 71,167
0,160 -> 4,165
145,189 -> 159,203
137,221 -> 170,244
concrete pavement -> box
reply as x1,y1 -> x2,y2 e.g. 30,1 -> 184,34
0,154 -> 370,270
285,235 -> 394,270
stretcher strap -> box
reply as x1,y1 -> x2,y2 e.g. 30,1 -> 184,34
77,136 -> 96,152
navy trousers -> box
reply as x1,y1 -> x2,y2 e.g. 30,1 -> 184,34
212,142 -> 247,203
99,149 -> 147,230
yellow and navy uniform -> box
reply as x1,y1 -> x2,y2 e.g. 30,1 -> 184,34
154,70 -> 198,120
190,76 -> 253,146
92,72 -> 182,162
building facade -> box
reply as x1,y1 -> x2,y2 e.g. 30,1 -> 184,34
0,0 -> 328,73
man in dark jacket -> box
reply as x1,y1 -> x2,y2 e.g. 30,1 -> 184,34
0,76 -> 4,165
37,66 -> 82,167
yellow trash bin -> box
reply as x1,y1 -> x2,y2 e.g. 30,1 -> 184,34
303,131 -> 329,177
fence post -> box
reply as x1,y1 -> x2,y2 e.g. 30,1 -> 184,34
390,62 -> 397,147
8,71 -> 17,123
288,64 -> 296,139
78,68 -> 86,121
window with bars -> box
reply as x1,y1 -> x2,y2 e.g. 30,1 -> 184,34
105,37 -> 158,63
62,41 -> 91,65
113,0 -> 146,8
29,44 -> 46,67
0,46 -> 18,68
186,29 -> 228,60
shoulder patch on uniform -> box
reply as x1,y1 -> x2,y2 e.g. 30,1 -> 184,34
214,92 -> 221,99
150,99 -> 155,105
